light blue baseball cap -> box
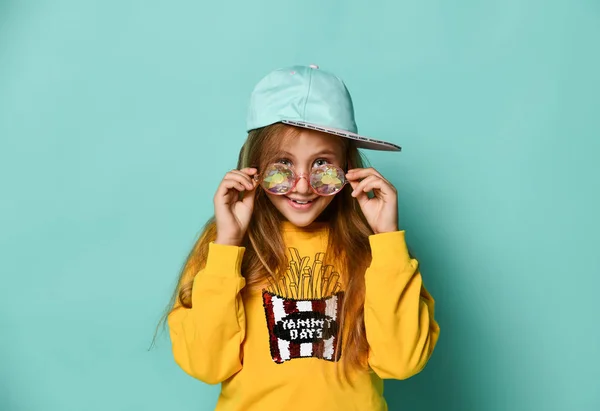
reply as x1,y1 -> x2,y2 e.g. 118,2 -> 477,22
246,64 -> 401,152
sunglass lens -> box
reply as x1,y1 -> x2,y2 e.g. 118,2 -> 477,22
310,165 -> 346,195
261,164 -> 295,194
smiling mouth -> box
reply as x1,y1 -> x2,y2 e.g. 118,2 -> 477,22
287,197 -> 316,209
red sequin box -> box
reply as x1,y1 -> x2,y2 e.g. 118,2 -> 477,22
262,291 -> 344,364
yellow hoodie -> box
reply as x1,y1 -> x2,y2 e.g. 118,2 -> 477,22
168,222 -> 439,411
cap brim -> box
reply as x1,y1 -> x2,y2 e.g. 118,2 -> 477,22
281,120 -> 401,152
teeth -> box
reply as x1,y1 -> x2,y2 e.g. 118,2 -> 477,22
292,199 -> 309,204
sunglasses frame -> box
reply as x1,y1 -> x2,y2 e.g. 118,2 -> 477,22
254,163 -> 348,197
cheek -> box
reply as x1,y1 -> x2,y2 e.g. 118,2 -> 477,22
319,195 -> 336,209
265,192 -> 283,206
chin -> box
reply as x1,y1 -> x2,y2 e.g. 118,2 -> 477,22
282,214 -> 320,227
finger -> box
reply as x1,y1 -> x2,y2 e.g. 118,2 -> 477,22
232,168 -> 258,181
239,167 -> 258,176
216,178 -> 250,199
232,169 -> 261,189
346,167 -> 384,181
240,167 -> 260,187
347,168 -> 395,194
349,180 -> 369,206
241,182 -> 258,208
351,175 -> 380,197
228,169 -> 255,181
224,171 -> 255,190
353,176 -> 396,198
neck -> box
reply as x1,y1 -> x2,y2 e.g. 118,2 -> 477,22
280,220 -> 329,232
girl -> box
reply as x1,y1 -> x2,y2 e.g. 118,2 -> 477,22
166,65 -> 440,410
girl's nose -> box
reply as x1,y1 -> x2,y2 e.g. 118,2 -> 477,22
293,174 -> 311,194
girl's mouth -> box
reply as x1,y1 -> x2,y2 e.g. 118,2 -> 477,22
287,197 -> 315,210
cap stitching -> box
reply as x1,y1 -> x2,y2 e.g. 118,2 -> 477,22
282,120 -> 402,151
302,67 -> 313,119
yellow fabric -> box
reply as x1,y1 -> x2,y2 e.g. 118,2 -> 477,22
168,222 -> 440,411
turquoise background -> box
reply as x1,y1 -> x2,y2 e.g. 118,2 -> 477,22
1,1 -> 599,410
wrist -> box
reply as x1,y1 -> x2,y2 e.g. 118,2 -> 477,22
214,236 -> 243,246
373,225 -> 399,235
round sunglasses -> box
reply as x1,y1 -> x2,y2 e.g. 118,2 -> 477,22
255,163 -> 348,196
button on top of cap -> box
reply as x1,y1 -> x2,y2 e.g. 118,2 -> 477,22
309,64 -> 319,69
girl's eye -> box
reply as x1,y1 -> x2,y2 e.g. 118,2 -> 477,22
276,158 -> 293,167
313,158 -> 330,167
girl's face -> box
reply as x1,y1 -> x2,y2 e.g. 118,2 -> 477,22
264,128 -> 346,227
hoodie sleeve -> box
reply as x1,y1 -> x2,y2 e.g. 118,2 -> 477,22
364,230 -> 440,380
167,242 -> 246,384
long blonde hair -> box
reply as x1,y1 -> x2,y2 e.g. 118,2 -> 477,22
159,123 -> 375,375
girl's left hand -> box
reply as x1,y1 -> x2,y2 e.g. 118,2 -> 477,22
346,168 -> 399,234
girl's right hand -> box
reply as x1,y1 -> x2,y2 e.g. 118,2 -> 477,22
213,167 -> 259,246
